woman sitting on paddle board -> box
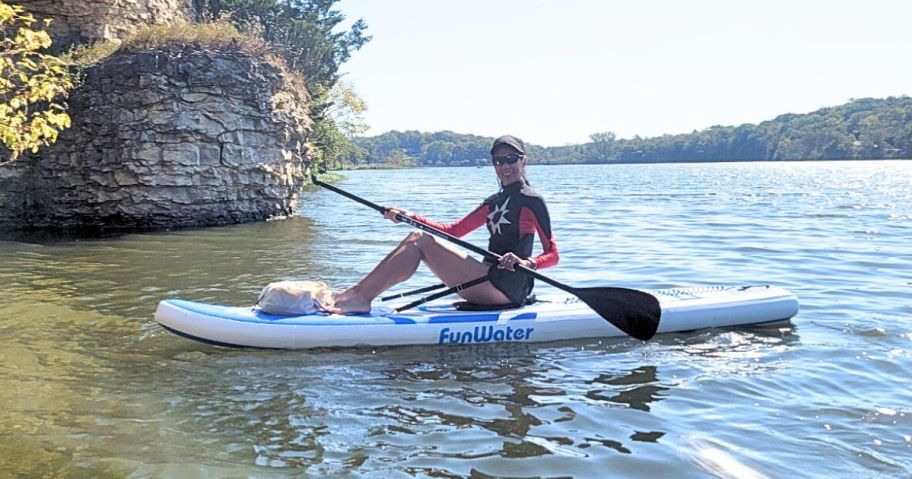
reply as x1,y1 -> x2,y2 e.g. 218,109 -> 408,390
328,135 -> 560,314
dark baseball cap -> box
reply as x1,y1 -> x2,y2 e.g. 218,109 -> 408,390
490,135 -> 526,155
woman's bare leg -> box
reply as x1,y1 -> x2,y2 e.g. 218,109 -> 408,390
329,231 -> 511,314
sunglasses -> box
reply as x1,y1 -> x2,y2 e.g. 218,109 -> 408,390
491,153 -> 523,166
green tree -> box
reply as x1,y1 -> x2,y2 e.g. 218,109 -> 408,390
383,149 -> 416,168
421,140 -> 454,165
312,81 -> 368,168
1,1 -> 73,160
204,0 -> 369,91
588,131 -> 617,162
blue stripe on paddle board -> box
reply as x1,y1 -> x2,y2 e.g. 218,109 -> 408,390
164,300 -> 539,326
164,299 -> 382,325
427,312 -> 537,323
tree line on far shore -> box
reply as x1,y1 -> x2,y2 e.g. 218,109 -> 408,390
340,96 -> 912,168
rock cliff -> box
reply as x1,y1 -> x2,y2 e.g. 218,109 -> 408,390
1,2 -> 317,231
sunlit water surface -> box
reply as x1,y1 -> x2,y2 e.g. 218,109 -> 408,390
1,161 -> 910,477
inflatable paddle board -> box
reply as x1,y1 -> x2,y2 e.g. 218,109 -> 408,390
154,285 -> 798,349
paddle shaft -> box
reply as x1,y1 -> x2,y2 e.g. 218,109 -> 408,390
312,178 -> 575,292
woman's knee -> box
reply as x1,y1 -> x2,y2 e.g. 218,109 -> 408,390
403,231 -> 435,249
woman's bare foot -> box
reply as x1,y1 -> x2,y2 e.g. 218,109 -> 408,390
325,287 -> 373,314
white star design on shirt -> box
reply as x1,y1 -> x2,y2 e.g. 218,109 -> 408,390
487,197 -> 511,235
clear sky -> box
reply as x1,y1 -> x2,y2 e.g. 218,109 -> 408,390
336,0 -> 911,147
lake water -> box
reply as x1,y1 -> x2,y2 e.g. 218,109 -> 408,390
1,161 -> 910,477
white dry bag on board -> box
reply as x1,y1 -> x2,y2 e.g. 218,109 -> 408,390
256,280 -> 334,315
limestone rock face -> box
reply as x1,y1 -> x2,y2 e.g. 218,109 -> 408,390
1,45 -> 313,231
20,0 -> 200,51
0,160 -> 32,228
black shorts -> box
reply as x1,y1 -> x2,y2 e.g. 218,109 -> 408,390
487,264 -> 534,305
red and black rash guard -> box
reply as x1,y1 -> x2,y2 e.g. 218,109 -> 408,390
411,182 -> 559,303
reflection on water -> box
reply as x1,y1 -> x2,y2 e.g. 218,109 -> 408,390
227,344 -> 682,472
586,366 -> 668,412
1,161 -> 911,477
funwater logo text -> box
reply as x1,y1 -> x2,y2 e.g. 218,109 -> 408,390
438,325 -> 534,345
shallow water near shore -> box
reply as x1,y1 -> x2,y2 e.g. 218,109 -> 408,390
1,161 -> 910,477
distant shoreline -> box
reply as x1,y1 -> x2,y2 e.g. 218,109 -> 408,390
334,157 -> 911,171
342,97 -> 912,168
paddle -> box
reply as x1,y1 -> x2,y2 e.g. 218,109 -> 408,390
311,177 -> 661,340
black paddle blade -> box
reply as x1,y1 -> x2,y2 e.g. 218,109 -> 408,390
573,287 -> 661,341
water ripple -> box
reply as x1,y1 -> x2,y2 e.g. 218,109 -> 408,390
1,161 -> 911,477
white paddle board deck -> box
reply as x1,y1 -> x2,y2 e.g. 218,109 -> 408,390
154,285 -> 798,349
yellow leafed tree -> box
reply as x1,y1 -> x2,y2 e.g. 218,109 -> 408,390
1,0 -> 73,161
